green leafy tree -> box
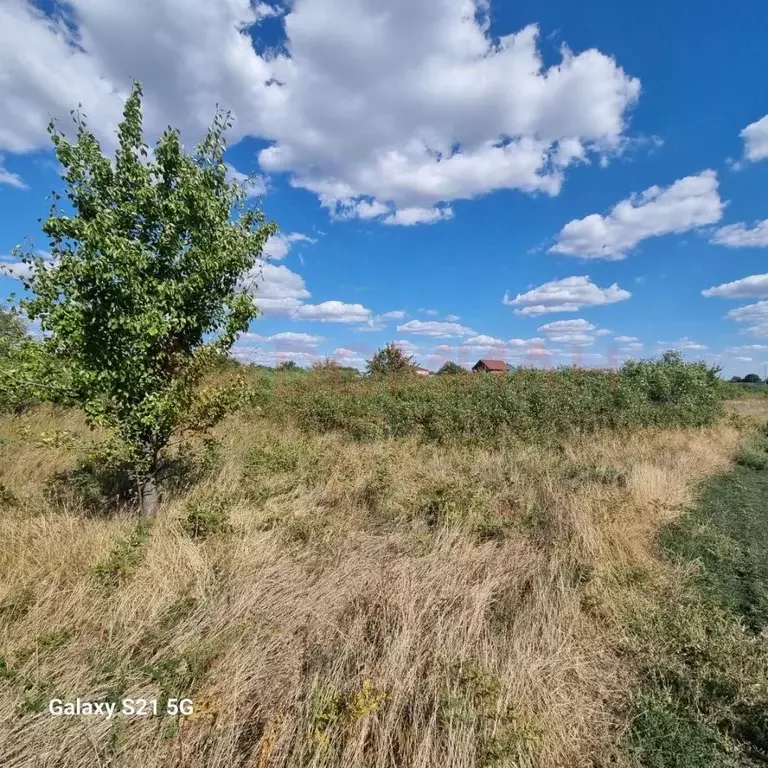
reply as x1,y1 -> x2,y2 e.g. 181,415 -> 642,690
15,83 -> 277,515
0,307 -> 41,413
742,373 -> 761,384
277,360 -> 300,371
729,376 -> 743,383
437,361 -> 468,375
0,306 -> 27,356
366,343 -> 417,377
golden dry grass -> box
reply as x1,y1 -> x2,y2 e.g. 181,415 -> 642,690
0,402 -> 760,767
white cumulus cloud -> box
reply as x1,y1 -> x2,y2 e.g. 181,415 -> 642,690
383,207 -> 454,227
740,114 -> 768,163
391,339 -> 420,356
656,337 -> 707,351
397,319 -> 475,338
537,318 -> 600,345
240,331 -> 325,347
247,262 -> 311,317
711,220 -> 768,248
295,300 -> 372,323
0,156 -> 27,189
262,232 -> 317,261
702,273 -> 768,299
504,276 -> 631,316
225,163 -> 268,197
725,301 -> 768,338
550,170 -> 724,259
0,1 -> 640,225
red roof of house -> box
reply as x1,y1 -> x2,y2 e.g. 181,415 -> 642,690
475,359 -> 508,371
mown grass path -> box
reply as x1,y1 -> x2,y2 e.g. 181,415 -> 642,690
626,437 -> 768,767
663,464 -> 768,633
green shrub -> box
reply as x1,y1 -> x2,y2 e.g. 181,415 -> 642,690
737,450 -> 768,471
241,353 -> 723,444
182,496 -> 231,539
93,520 -> 151,588
736,433 -> 768,471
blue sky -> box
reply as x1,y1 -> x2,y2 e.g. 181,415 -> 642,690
1,0 -> 768,375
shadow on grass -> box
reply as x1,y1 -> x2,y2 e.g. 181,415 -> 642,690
45,460 -> 136,517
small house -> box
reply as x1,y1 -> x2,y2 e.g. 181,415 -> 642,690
472,359 -> 509,373
414,366 -> 431,376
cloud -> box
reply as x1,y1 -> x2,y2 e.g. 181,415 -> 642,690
550,170 -> 724,259
0,1 -> 640,225
656,337 -> 707,351
345,200 -> 391,220
733,356 -> 753,362
294,300 -> 372,323
702,273 -> 768,299
262,232 -> 317,261
504,276 -> 631,316
240,331 -> 325,347
253,2 -> 282,21
740,114 -> 768,163
462,334 -> 506,348
0,250 -> 55,281
245,261 -> 374,324
396,319 -> 475,338
711,220 -> 768,248
419,308 -> 439,316
0,156 -> 26,189
247,262 -> 311,317
506,338 -> 546,348
0,258 -> 34,280
354,309 -> 407,332
330,348 -> 366,366
727,344 -> 768,353
225,163 -> 268,197
725,301 -> 768,337
444,314 -> 461,322
614,335 -> 639,343
538,319 -> 596,332
537,317 -> 600,345
383,206 -> 454,226
391,339 -> 420,356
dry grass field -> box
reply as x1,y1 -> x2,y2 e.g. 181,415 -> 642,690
1,397 -> 764,767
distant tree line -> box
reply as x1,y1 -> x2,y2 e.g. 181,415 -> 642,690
729,374 -> 767,384
273,345 -> 472,377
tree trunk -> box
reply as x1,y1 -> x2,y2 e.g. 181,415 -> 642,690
139,472 -> 159,517
138,446 -> 160,517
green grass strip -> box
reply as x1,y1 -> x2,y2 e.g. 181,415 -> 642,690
625,438 -> 768,767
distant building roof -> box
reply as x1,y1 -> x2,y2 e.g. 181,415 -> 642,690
473,359 -> 509,372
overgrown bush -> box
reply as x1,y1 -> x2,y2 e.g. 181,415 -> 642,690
242,352 -> 723,444
182,495 -> 231,539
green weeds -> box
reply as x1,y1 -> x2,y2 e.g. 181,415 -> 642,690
93,519 -> 151,588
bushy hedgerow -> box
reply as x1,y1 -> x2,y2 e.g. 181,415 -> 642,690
242,352 -> 723,443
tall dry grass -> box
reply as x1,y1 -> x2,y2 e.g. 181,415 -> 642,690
0,404 -> 754,767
